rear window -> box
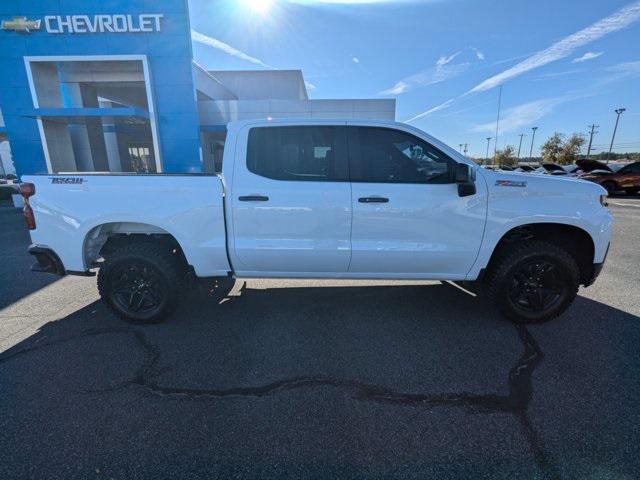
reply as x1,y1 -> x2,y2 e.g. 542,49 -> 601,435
247,126 -> 348,182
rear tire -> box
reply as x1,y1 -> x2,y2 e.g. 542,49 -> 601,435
602,181 -> 617,195
97,240 -> 187,324
484,240 -> 579,324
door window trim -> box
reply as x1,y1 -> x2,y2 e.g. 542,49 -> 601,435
346,126 -> 457,184
246,125 -> 349,183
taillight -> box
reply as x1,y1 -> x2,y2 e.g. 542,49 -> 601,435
19,182 -> 36,230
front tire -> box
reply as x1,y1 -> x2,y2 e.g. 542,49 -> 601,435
97,240 -> 187,324
484,240 -> 579,324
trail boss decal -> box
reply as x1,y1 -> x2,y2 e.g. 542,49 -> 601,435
50,177 -> 85,184
495,180 -> 527,188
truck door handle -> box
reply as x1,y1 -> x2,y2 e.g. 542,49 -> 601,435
238,195 -> 269,202
358,196 -> 389,203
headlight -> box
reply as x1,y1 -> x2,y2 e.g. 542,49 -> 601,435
599,194 -> 608,207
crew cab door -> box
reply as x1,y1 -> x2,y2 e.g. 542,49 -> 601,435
346,124 -> 486,278
229,123 -> 352,275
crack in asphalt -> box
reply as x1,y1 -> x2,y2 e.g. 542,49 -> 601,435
0,323 -> 559,479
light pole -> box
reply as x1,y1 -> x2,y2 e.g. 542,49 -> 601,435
485,137 -> 492,165
607,108 -> 626,163
463,143 -> 468,156
459,143 -> 464,153
528,127 -> 538,161
517,133 -> 527,159
494,85 -> 502,156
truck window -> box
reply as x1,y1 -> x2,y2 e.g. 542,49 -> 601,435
247,126 -> 348,182
348,126 -> 455,184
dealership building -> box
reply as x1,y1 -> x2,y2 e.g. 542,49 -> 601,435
0,0 -> 395,178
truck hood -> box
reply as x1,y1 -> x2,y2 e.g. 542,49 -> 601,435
480,168 -> 607,196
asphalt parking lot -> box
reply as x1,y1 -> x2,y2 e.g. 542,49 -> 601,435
1,197 -> 639,480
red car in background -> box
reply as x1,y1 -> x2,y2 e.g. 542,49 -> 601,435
578,160 -> 640,195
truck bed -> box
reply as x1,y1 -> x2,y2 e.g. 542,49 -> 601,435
22,174 -> 231,277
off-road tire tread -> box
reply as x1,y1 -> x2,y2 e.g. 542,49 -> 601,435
97,239 -> 187,324
484,240 -> 579,324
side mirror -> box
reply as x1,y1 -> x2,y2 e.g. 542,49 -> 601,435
456,163 -> 476,197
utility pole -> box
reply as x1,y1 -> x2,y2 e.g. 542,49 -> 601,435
463,143 -> 468,156
529,126 -> 538,161
586,123 -> 599,158
485,137 -> 492,165
459,143 -> 464,153
517,133 -> 527,159
607,108 -> 626,163
494,85 -> 502,156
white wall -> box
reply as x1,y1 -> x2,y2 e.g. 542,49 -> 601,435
198,98 -> 396,125
207,70 -> 308,100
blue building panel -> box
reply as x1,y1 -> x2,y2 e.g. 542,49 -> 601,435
0,0 -> 202,177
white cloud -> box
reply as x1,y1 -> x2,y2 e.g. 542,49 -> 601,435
436,50 -> 462,66
290,0 -> 424,4
352,57 -> 360,64
405,98 -> 458,122
468,1 -> 640,94
605,59 -> 640,75
192,29 -> 317,92
472,47 -> 485,60
380,49 -> 470,95
406,0 -> 640,122
191,30 -> 275,69
471,98 -> 565,134
572,51 -> 603,63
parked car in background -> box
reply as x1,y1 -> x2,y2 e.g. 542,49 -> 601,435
580,161 -> 640,195
540,163 -> 569,175
562,164 -> 581,175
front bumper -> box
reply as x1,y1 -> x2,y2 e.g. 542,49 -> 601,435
583,243 -> 609,287
28,246 -> 65,276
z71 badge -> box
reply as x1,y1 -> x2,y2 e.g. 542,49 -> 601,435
495,180 -> 526,187
50,177 -> 85,184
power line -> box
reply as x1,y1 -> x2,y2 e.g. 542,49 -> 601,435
517,133 -> 527,158
528,127 -> 538,159
586,123 -> 599,157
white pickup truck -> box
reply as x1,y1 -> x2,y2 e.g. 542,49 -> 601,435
21,119 -> 611,324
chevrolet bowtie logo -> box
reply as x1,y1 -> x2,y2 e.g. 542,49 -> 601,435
1,16 -> 41,33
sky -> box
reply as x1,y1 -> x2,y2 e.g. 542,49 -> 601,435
188,0 -> 640,157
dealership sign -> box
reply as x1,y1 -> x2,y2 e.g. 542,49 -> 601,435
2,14 -> 163,34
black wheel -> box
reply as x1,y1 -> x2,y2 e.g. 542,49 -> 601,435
97,240 -> 187,323
602,181 -> 617,195
484,240 -> 579,324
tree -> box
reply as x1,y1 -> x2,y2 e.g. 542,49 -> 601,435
540,132 -> 586,164
494,145 -> 517,166
557,133 -> 585,165
541,133 -> 564,163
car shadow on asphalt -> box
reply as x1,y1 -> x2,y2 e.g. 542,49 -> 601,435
0,207 -> 63,310
1,281 -> 639,480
